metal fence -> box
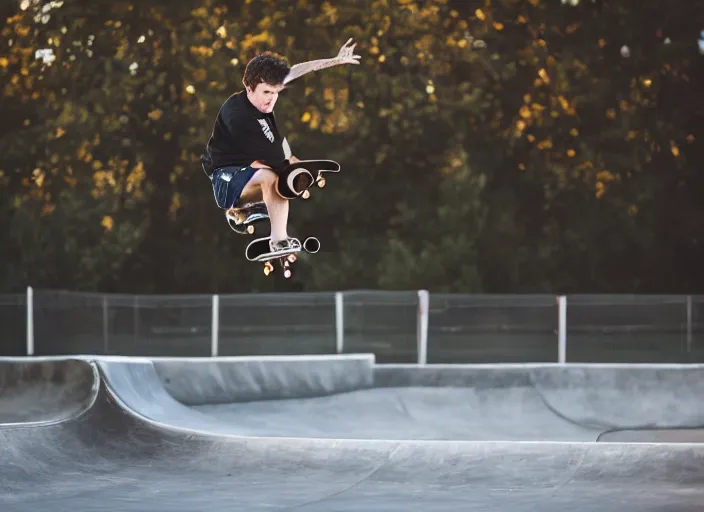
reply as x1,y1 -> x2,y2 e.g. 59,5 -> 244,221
1,287 -> 702,363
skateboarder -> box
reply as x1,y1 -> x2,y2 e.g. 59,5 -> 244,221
201,38 -> 360,256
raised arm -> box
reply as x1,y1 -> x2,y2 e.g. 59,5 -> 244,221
283,38 -> 361,85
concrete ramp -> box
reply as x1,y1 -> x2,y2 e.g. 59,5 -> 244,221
375,363 -> 704,435
152,354 -> 374,404
95,354 -> 374,437
1,355 -> 704,511
0,357 -> 98,425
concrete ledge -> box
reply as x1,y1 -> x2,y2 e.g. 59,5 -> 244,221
373,364 -> 536,388
153,354 -> 376,405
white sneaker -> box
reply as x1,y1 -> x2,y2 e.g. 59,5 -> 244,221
269,237 -> 301,253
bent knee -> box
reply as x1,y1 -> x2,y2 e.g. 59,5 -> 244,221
252,167 -> 278,185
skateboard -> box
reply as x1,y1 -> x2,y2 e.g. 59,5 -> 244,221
226,202 -> 269,235
275,160 -> 341,200
245,236 -> 321,278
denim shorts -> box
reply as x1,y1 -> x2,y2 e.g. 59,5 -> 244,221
210,166 -> 257,209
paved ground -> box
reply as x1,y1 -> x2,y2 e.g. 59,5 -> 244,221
193,386 -> 603,441
1,356 -> 704,511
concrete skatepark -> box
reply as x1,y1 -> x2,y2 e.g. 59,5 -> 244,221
1,354 -> 704,511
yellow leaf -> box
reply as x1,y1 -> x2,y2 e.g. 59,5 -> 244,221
0,57 -> 8,68
475,9 -> 485,21
538,68 -> 550,84
32,168 -> 45,187
596,170 -> 615,182
169,193 -> 181,214
101,216 -> 114,231
537,137 -> 552,150
596,182 -> 605,198
148,109 -> 163,120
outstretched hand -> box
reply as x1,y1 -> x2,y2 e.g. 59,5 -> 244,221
283,38 -> 361,85
334,38 -> 361,65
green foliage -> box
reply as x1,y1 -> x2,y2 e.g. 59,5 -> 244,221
0,0 -> 702,293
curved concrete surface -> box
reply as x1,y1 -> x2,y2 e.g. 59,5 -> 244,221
193,387 -> 602,441
375,363 -> 704,431
153,354 -> 374,404
0,357 -> 98,425
1,356 -> 704,511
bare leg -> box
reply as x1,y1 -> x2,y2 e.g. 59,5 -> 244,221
240,168 -> 289,242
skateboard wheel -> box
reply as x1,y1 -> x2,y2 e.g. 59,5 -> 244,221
284,269 -> 292,278
247,225 -> 255,234
316,176 -> 326,188
287,254 -> 297,263
302,190 -> 311,199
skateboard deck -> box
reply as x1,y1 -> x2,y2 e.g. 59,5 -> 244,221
226,203 -> 269,235
245,236 -> 321,278
276,159 -> 341,200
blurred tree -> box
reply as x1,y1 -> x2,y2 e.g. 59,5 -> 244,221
0,0 -> 701,294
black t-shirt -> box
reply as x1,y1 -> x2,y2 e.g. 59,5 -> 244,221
200,90 -> 289,176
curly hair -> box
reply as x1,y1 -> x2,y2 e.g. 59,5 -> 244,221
242,51 -> 290,90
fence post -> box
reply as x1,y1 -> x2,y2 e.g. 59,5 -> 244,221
417,289 -> 429,365
557,295 -> 567,363
335,292 -> 344,354
26,286 -> 34,356
102,295 -> 109,354
211,294 -> 219,357
686,295 -> 692,354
